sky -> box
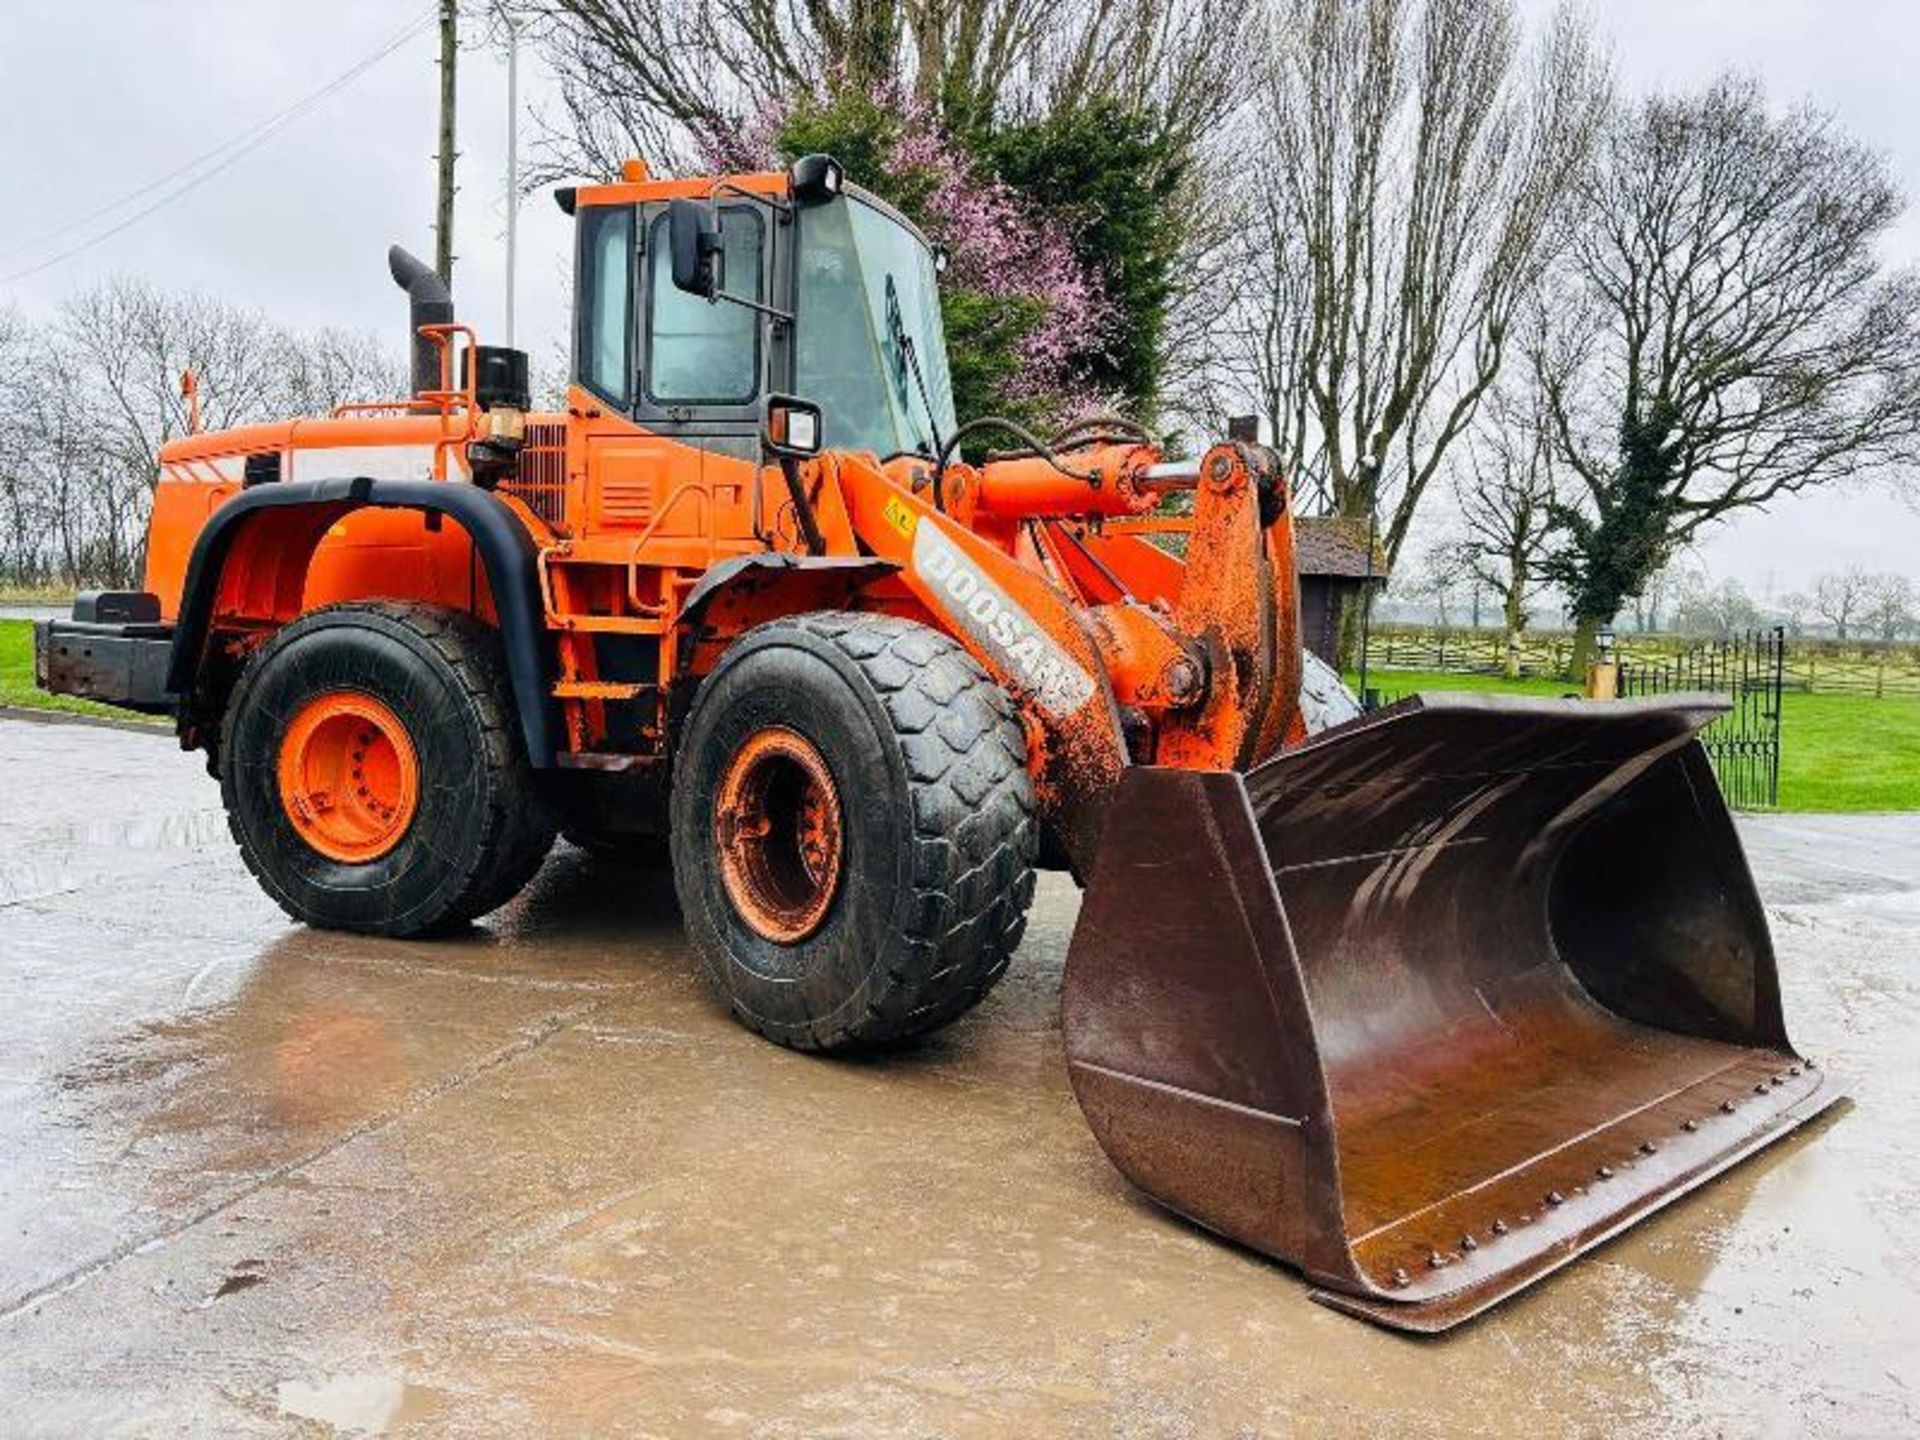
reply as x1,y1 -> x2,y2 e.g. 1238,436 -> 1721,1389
0,0 -> 1915,598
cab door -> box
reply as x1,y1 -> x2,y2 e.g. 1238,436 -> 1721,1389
570,199 -> 781,554
630,200 -> 779,548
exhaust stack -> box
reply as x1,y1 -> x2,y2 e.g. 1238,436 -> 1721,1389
387,245 -> 453,397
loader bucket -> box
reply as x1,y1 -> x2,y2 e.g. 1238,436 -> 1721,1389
1063,693 -> 1842,1332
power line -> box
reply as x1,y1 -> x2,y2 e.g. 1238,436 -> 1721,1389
0,7 -> 436,286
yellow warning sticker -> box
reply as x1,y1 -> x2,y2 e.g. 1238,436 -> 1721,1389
883,495 -> 919,540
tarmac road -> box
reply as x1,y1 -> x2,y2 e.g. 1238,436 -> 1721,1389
1,712 -> 1916,1436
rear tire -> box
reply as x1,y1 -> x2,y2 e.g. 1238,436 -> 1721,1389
671,612 -> 1037,1052
220,602 -> 556,936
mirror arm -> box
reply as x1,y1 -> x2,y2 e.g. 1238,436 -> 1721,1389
710,180 -> 793,220
709,289 -> 793,327
779,455 -> 827,555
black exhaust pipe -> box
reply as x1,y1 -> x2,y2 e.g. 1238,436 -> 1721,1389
387,246 -> 453,397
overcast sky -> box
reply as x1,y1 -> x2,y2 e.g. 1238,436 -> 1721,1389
1,1 -> 1915,597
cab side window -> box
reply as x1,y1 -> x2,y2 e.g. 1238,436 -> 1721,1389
646,208 -> 763,406
576,205 -> 634,405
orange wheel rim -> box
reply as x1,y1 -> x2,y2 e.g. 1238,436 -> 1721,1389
276,691 -> 420,864
714,726 -> 844,944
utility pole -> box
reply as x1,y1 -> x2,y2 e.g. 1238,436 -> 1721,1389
503,11 -> 519,346
434,0 -> 458,285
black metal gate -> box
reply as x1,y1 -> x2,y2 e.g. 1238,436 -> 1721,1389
1620,627 -> 1786,809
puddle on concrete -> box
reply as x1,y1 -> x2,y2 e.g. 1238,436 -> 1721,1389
276,1373 -> 441,1435
0,808 -> 230,907
4,724 -> 1918,1434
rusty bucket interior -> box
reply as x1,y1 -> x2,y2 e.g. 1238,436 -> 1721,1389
1063,694 -> 1842,1332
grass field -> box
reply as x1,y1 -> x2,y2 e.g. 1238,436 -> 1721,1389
3,621 -> 1913,811
0,583 -> 74,606
1356,667 -> 1920,813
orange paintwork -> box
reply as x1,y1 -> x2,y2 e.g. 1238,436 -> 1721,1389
145,165 -> 1310,872
276,690 -> 420,863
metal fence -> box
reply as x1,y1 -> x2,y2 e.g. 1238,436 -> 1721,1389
1621,628 -> 1786,810
1362,623 -> 1918,697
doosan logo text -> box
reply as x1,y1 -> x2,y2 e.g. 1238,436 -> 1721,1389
912,524 -> 1096,718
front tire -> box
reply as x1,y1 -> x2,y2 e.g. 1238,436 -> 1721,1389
220,602 -> 556,936
671,612 -> 1037,1052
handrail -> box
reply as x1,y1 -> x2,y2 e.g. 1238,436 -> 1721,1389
328,322 -> 481,421
625,483 -> 712,614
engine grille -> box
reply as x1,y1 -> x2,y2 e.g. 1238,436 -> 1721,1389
501,421 -> 568,526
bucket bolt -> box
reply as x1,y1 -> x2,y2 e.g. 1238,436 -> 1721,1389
1491,1219 -> 1509,1235
1461,1235 -> 1479,1251
1683,1119 -> 1699,1132
1163,657 -> 1203,706
1546,1191 -> 1565,1207
1639,1141 -> 1658,1155
1596,1165 -> 1614,1180
1390,1267 -> 1411,1288
1721,1100 -> 1737,1113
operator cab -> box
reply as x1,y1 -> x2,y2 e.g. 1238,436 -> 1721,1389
564,155 -> 957,466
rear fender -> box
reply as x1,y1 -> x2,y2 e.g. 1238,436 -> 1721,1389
167,477 -> 558,765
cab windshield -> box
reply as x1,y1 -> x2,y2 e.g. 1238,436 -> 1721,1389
795,193 -> 957,459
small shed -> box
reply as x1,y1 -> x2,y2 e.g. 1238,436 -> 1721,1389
1294,516 -> 1389,668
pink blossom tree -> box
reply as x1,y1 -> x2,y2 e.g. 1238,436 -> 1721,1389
702,86 -> 1117,428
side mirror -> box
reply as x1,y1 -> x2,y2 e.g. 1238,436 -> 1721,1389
669,197 -> 723,297
764,394 -> 824,458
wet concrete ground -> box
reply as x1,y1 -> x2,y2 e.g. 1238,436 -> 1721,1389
1,713 -> 1916,1437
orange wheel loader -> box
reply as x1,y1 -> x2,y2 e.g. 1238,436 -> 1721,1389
34,154 -> 1840,1330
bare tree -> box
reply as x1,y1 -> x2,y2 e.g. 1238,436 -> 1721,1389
1775,587 -> 1814,640
283,327 -> 410,418
1862,573 -> 1917,643
0,309 -> 39,587
0,282 -> 401,590
1673,576 -> 1761,639
1393,538 -> 1469,629
530,0 -> 1254,178
1630,556 -> 1700,634
1538,76 -> 1920,669
1451,385 -> 1558,674
1810,566 -> 1874,641
1202,0 -> 1608,573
